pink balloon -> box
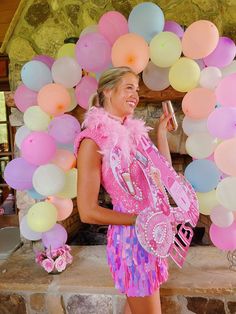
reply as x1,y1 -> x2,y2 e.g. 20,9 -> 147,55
215,73 -> 236,107
48,114 -> 81,144
203,37 -> 236,68
75,76 -> 98,109
75,32 -> 111,72
33,55 -> 55,69
163,20 -> 184,38
21,132 -> 57,165
4,157 -> 37,190
42,223 -> 68,249
182,87 -> 216,119
182,20 -> 219,59
98,11 -> 129,45
207,107 -> 236,139
14,84 -> 38,112
210,222 -> 236,251
47,196 -> 73,221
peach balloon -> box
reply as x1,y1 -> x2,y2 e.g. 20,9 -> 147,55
47,196 -> 73,221
111,33 -> 149,74
38,83 -> 71,116
51,149 -> 76,171
182,20 -> 219,59
214,138 -> 236,176
182,87 -> 216,119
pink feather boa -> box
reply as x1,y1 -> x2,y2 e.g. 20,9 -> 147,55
75,107 -> 152,168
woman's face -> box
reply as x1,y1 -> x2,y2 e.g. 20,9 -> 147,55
104,72 -> 139,120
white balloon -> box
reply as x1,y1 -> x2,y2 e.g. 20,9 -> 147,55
142,61 -> 170,91
182,116 -> 208,136
210,205 -> 234,228
185,132 -> 218,159
23,106 -> 51,131
51,57 -> 82,88
80,25 -> 98,37
15,125 -> 31,148
20,215 -> 42,241
221,60 -> 236,77
199,66 -> 222,90
33,164 -> 65,196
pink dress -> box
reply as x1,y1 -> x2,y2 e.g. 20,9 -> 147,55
74,107 -> 168,297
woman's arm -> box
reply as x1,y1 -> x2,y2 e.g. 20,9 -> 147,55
156,114 -> 172,164
77,138 -> 137,225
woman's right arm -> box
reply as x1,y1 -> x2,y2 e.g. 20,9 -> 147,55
77,138 -> 137,226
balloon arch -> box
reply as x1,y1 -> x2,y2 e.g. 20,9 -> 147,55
4,2 -> 236,263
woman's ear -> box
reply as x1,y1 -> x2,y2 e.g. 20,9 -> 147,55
103,88 -> 112,99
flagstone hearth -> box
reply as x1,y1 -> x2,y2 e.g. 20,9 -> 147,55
0,245 -> 235,314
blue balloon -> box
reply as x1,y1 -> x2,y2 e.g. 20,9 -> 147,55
27,188 -> 45,200
21,60 -> 53,92
184,159 -> 221,193
128,2 -> 165,43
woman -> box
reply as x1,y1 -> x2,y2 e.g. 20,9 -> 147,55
75,66 -> 172,314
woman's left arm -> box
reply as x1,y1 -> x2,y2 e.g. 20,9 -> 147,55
156,114 -> 172,164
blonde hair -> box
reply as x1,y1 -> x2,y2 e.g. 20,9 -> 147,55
89,66 -> 138,108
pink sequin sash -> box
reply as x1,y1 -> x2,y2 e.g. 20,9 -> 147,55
135,136 -> 199,268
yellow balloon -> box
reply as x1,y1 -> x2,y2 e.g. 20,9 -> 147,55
56,168 -> 77,199
196,190 -> 218,215
27,202 -> 57,232
66,88 -> 78,112
216,177 -> 236,210
169,57 -> 200,92
150,32 -> 182,68
57,43 -> 76,59
23,106 -> 51,131
185,132 -> 217,159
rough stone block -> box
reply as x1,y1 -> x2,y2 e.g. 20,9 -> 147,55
187,297 -> 226,314
161,296 -> 183,314
66,294 -> 113,314
0,294 -> 26,314
30,293 -> 46,312
228,301 -> 236,314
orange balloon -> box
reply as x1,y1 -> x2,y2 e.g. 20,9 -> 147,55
182,20 -> 219,59
52,149 -> 76,171
111,33 -> 149,74
47,196 -> 73,221
38,83 -> 71,116
214,138 -> 236,176
182,87 -> 216,119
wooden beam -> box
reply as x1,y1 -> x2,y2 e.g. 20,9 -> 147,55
139,80 -> 185,103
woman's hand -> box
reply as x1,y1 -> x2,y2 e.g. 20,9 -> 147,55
157,113 -> 173,134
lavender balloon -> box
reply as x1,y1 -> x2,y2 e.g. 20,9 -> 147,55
33,55 -> 55,69
204,37 -> 236,68
75,32 -> 111,72
42,223 -> 68,249
75,76 -> 98,109
4,157 -> 37,190
48,114 -> 81,144
163,20 -> 184,38
207,107 -> 236,139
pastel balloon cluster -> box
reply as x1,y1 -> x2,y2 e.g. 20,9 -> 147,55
6,51 -> 81,247
7,2 -> 236,254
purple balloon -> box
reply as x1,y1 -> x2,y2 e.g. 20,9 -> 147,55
33,55 -> 55,69
42,223 -> 68,249
207,107 -> 236,139
163,20 -> 184,38
4,157 -> 37,190
48,114 -> 81,144
14,84 -> 38,112
75,32 -> 111,72
21,132 -> 57,165
210,221 -> 236,251
204,37 -> 236,68
75,76 -> 98,109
